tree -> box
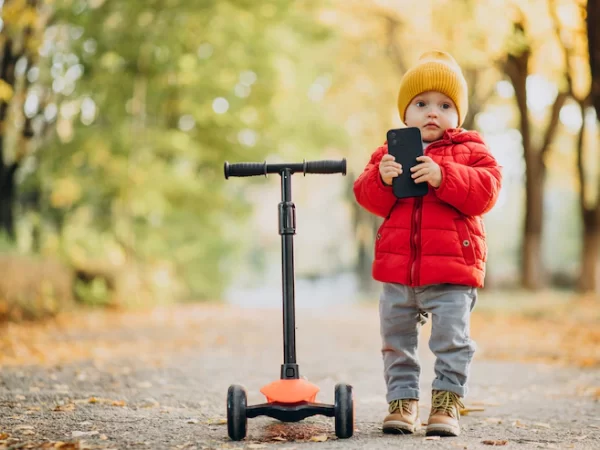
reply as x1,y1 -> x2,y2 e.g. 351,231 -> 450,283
0,0 -> 49,239
575,0 -> 600,292
503,5 -> 570,290
2,0 -> 341,301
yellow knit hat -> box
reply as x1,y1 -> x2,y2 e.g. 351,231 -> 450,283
397,50 -> 468,127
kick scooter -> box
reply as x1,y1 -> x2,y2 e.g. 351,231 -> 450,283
223,158 -> 354,441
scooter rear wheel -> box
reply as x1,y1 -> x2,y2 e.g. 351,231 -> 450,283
227,384 -> 247,441
334,383 -> 354,438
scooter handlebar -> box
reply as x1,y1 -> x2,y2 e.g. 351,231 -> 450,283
303,159 -> 346,175
224,159 -> 346,178
224,162 -> 267,178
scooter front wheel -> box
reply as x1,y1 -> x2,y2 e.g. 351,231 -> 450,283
334,383 -> 354,438
227,384 -> 247,441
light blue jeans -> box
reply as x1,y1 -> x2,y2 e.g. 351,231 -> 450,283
379,282 -> 477,402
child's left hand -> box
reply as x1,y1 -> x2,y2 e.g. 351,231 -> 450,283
411,156 -> 442,188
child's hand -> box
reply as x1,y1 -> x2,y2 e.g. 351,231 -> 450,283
411,156 -> 442,188
379,154 -> 403,186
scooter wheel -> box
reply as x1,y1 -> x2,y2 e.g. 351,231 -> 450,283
334,383 -> 354,438
227,384 -> 247,441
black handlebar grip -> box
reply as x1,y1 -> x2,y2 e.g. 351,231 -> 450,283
224,162 -> 267,179
303,159 -> 346,175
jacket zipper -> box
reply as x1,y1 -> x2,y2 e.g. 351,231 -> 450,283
408,197 -> 423,286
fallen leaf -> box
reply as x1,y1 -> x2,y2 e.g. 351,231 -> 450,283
482,440 -> 508,446
533,422 -> 551,429
111,400 -> 126,407
0,433 -> 9,440
55,443 -> 80,449
484,418 -> 503,424
425,436 -> 441,440
54,403 -> 76,412
206,418 -> 227,425
460,407 -> 485,415
310,435 -> 328,442
72,430 -> 99,437
512,420 -> 527,428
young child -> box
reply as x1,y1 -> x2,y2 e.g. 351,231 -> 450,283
353,51 -> 502,437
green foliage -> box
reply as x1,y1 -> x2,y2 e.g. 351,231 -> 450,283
16,0 -> 344,300
74,276 -> 110,307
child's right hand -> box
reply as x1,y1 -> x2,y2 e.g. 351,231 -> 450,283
379,154 -> 403,186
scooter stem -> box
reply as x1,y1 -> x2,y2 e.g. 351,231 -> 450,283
279,168 -> 299,379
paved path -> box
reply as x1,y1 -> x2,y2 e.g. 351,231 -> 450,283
0,305 -> 598,449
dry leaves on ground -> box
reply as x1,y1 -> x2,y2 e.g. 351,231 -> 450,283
471,296 -> 600,368
482,440 -> 508,446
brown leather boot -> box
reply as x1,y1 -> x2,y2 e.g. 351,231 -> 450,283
382,399 -> 420,434
426,390 -> 464,437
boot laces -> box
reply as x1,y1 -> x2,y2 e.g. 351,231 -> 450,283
431,391 -> 464,418
389,399 -> 413,415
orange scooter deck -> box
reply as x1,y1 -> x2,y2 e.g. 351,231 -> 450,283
260,378 -> 320,404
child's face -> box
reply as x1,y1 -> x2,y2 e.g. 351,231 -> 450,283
404,91 -> 459,142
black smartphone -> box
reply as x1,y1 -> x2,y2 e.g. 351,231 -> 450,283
386,127 -> 429,199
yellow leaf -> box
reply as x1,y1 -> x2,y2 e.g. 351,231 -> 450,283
460,406 -> 485,415
207,418 -> 227,425
0,433 -> 10,439
18,7 -> 38,28
50,178 -> 82,208
111,400 -> 127,407
0,80 -> 14,102
310,434 -> 328,442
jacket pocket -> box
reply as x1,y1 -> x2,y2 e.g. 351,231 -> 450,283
374,222 -> 384,256
454,219 -> 476,265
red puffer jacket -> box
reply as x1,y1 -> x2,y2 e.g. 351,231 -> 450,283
353,128 -> 502,288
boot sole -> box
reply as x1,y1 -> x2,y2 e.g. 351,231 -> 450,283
425,424 -> 460,437
383,420 -> 420,435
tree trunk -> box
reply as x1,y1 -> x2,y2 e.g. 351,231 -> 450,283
589,0 -> 600,115
505,12 -> 569,290
522,155 -> 545,289
580,0 -> 600,293
580,210 -> 600,292
0,163 -> 17,239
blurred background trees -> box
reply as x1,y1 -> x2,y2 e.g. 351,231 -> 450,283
1,0 -> 599,320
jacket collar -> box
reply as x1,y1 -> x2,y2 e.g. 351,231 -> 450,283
426,128 -> 484,149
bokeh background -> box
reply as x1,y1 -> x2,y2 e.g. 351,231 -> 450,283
1,0 -> 600,323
